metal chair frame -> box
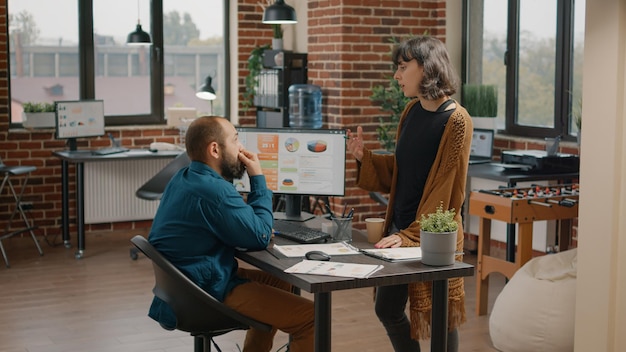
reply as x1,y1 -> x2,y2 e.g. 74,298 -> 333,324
0,160 -> 43,267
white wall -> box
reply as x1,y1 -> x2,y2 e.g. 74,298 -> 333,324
574,0 -> 626,350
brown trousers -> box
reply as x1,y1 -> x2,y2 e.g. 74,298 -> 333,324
224,268 -> 314,352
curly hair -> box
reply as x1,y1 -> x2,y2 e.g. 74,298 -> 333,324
392,36 -> 459,100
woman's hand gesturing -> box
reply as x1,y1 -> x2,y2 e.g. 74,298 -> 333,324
346,126 -> 365,162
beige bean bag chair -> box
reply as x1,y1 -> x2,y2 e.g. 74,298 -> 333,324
489,248 -> 577,352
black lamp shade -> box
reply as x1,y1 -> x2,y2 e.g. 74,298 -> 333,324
127,23 -> 151,45
196,76 -> 217,100
262,0 -> 297,24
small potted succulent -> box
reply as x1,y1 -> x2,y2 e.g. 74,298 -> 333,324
22,101 -> 56,129
418,201 -> 459,266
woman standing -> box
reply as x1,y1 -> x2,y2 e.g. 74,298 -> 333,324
347,36 -> 473,351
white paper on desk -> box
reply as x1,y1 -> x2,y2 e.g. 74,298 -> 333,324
361,247 -> 422,262
284,260 -> 384,279
273,242 -> 360,258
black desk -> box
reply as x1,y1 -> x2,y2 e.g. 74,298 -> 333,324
236,233 -> 474,351
468,163 -> 579,261
53,149 -> 181,258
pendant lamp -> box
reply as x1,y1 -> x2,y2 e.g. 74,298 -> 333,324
262,0 -> 297,24
127,1 -> 151,45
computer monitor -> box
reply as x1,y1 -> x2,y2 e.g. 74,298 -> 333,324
55,100 -> 105,151
234,127 -> 346,221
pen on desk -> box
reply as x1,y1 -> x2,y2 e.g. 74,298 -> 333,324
341,204 -> 348,218
346,208 -> 354,219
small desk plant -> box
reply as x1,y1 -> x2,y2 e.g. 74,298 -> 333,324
22,101 -> 56,129
418,201 -> 459,266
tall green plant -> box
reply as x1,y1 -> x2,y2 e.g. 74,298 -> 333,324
370,78 -> 409,151
242,44 -> 271,111
462,84 -> 498,117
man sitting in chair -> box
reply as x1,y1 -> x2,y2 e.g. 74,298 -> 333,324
148,116 -> 314,351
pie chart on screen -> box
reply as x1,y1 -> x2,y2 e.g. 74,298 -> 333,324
306,140 -> 327,153
284,137 -> 300,152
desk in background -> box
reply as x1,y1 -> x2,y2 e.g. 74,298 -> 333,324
236,231 -> 474,352
53,149 -> 182,258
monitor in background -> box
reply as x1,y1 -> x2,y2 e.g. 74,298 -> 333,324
55,100 -> 105,151
234,127 -> 346,222
469,128 -> 495,164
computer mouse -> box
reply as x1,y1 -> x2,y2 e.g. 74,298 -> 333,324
305,250 -> 331,261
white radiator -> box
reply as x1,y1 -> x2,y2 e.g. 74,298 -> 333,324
84,159 -> 172,224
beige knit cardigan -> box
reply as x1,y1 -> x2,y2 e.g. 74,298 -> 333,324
355,98 -> 473,340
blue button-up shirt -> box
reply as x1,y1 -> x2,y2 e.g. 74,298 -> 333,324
147,161 -> 273,328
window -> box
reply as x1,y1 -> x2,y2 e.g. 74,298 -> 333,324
464,0 -> 585,140
8,0 -> 226,126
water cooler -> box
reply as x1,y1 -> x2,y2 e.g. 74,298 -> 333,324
288,84 -> 322,129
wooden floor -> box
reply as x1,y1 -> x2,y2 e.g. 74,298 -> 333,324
0,230 -> 507,352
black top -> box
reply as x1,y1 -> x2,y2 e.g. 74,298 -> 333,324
393,100 -> 453,230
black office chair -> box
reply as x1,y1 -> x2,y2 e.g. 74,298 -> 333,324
130,152 -> 191,260
369,191 -> 389,207
130,235 -> 272,352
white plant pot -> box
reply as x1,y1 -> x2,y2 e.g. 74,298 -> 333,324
272,38 -> 283,51
22,112 -> 56,129
420,230 -> 457,266
471,116 -> 497,132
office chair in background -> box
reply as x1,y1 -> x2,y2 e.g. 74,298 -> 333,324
131,235 -> 272,352
0,158 -> 43,267
369,191 -> 389,207
129,152 -> 190,260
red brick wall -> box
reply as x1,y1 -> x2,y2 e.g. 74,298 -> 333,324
0,0 -> 448,240
300,1 -> 448,224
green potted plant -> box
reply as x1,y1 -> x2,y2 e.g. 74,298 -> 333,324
462,84 -> 498,131
370,37 -> 410,152
271,24 -> 283,50
417,201 -> 459,266
370,77 -> 409,152
242,44 -> 271,111
22,101 -> 56,129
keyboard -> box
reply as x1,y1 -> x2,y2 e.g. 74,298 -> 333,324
272,219 -> 331,244
92,146 -> 130,155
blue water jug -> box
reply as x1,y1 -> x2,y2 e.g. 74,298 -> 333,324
288,84 -> 322,129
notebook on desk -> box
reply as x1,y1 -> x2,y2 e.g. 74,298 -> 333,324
469,128 -> 495,164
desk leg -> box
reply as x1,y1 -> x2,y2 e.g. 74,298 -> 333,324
75,163 -> 85,259
314,292 -> 331,352
61,160 -> 71,248
431,279 -> 449,352
506,223 -> 516,262
476,217 -> 491,316
506,181 -> 517,262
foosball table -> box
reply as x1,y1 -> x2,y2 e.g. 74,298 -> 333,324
469,183 -> 580,315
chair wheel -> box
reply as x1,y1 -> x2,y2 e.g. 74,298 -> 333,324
130,248 -> 139,260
